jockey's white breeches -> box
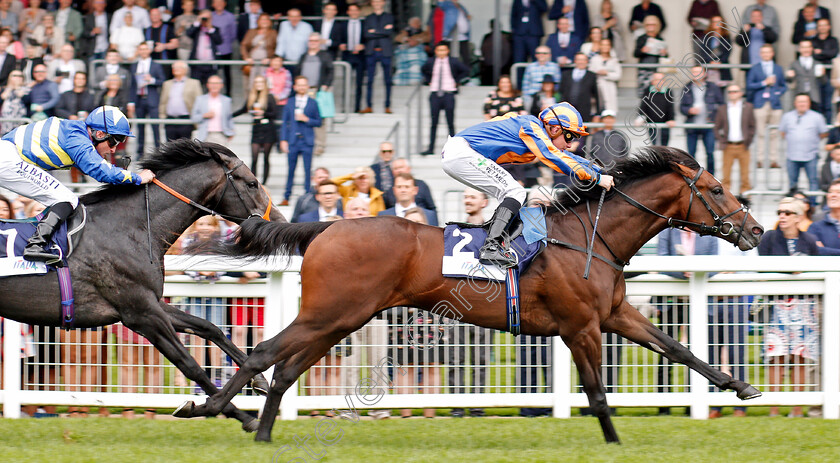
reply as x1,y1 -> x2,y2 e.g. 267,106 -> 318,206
0,140 -> 78,208
441,136 -> 528,205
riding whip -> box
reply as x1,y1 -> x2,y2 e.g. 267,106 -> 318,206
145,184 -> 154,264
584,189 -> 606,280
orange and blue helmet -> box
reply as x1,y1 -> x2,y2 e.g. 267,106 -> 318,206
539,102 -> 589,136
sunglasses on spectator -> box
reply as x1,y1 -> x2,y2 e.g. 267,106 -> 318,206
777,210 -> 797,216
535,51 -> 549,54
381,149 -> 393,153
728,89 -> 742,93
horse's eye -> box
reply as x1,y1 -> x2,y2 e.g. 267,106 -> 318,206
712,187 -> 723,196
247,181 -> 259,189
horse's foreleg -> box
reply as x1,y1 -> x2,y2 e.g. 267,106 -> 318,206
602,300 -> 761,399
563,326 -> 620,444
161,301 -> 269,395
254,358 -> 292,442
123,313 -> 259,432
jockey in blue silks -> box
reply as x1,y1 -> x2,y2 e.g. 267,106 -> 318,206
0,105 -> 156,262
441,101 -> 614,267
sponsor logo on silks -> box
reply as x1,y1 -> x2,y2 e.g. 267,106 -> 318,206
477,158 -> 487,167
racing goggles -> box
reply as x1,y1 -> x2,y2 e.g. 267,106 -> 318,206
561,129 -> 582,143
105,134 -> 127,147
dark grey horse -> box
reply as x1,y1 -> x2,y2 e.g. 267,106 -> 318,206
0,139 -> 280,431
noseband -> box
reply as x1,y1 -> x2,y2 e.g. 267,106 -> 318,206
152,159 -> 272,222
613,167 -> 749,245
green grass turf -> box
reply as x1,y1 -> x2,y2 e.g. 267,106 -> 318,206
0,415 -> 837,463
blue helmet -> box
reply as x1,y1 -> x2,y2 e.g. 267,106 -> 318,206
85,105 -> 134,137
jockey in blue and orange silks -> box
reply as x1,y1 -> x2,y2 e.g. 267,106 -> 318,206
0,105 -> 156,263
442,101 -> 614,268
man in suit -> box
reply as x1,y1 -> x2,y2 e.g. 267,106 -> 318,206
382,158 -> 437,212
420,41 -> 470,155
546,17 -> 581,66
54,0 -> 83,44
586,110 -> 629,169
298,180 -> 343,223
786,40 -> 825,111
236,0 -> 261,43
377,173 -> 438,226
291,167 -> 337,222
559,53 -> 598,122
746,44 -> 786,168
679,65 -> 723,174
548,0 -> 589,44
129,42 -> 166,158
94,50 -> 132,92
341,3 -> 365,113
190,75 -> 235,144
0,35 -> 16,86
160,61 -> 202,141
311,2 -> 344,60
510,0 -> 546,64
80,0 -> 110,62
371,141 -> 395,194
280,75 -> 322,206
714,84 -> 756,193
187,10 -> 223,85
360,0 -> 394,114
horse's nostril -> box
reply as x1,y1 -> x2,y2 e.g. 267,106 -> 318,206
753,226 -> 764,236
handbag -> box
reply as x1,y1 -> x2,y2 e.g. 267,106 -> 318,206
316,90 -> 335,119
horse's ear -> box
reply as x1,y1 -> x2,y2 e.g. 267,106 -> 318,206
674,164 -> 696,179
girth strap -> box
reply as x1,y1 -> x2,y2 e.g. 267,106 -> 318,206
547,238 -> 628,272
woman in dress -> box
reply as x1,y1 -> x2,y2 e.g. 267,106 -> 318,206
757,197 -> 820,418
589,39 -> 622,114
592,0 -> 627,61
0,70 -> 28,135
240,13 -> 277,92
633,15 -> 667,97
482,74 -> 525,120
233,76 -> 277,185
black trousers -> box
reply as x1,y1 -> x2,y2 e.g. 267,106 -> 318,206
343,52 -> 366,112
429,92 -> 455,151
165,116 -> 193,141
217,53 -> 233,94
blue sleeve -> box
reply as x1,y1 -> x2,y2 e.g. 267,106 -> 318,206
42,83 -> 60,110
306,100 -> 321,128
518,117 -> 600,182
679,87 -> 692,116
151,64 -> 165,88
281,103 -> 292,141
67,134 -> 140,185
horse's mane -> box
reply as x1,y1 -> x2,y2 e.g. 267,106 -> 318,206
552,146 -> 700,211
81,139 -> 227,206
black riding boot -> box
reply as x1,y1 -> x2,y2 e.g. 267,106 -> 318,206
479,197 -> 522,268
23,202 -> 74,263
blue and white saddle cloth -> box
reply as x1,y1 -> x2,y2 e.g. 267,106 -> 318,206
442,206 -> 547,282
0,206 -> 85,277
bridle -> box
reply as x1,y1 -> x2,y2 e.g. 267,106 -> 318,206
613,166 -> 750,246
151,158 -> 272,222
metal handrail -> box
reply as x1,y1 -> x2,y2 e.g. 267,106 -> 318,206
88,59 -> 352,124
384,120 -> 402,159
510,61 -> 834,89
404,82 -> 424,156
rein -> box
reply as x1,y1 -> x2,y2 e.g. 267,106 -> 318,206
150,160 -> 272,222
547,166 -> 748,274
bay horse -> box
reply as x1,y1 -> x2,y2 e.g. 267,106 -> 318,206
0,139 -> 281,431
174,146 -> 765,443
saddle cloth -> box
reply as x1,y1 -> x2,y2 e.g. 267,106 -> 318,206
0,205 -> 86,277
442,206 -> 547,282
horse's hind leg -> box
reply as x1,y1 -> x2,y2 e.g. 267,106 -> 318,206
161,300 -> 269,395
563,326 -> 621,444
602,300 -> 761,399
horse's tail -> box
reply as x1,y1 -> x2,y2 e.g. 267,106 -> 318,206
224,217 -> 335,258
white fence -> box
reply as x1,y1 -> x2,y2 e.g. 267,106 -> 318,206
1,255 -> 838,420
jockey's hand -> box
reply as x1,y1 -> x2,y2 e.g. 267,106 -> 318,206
598,174 -> 614,191
138,169 -> 156,184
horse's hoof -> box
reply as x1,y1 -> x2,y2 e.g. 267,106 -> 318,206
242,417 -> 259,433
173,401 -> 195,418
737,385 -> 762,400
252,375 -> 269,396
255,432 -> 272,443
